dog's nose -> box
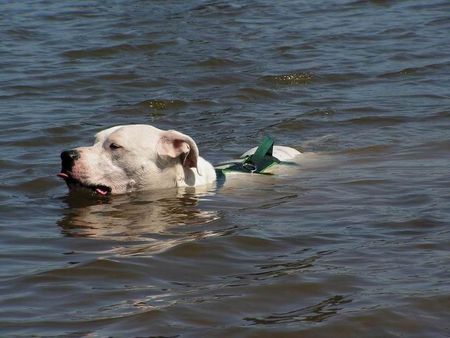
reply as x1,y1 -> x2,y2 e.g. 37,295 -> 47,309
60,149 -> 80,170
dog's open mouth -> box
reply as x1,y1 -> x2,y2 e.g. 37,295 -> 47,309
57,172 -> 112,196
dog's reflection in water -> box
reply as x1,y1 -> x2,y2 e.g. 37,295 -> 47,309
58,186 -> 220,255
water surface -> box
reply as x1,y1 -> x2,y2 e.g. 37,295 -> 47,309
1,0 -> 450,337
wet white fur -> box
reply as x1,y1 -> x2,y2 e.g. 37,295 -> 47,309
67,124 -> 300,194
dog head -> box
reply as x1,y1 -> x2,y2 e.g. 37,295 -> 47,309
58,124 -> 201,195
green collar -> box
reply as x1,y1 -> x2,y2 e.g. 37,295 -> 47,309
215,136 -> 281,177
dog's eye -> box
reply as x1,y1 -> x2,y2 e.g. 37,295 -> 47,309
109,143 -> 122,150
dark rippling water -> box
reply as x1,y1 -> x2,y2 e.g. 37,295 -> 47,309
1,1 -> 450,337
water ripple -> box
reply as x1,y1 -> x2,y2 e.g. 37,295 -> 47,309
261,72 -> 315,85
1,0 -> 449,336
244,295 -> 352,325
62,42 -> 173,59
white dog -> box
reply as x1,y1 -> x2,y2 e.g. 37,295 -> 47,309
58,124 -> 300,195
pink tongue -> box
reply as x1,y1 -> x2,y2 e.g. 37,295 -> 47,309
57,173 -> 69,179
95,187 -> 108,196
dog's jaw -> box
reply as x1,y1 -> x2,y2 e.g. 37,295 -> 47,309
57,171 -> 113,196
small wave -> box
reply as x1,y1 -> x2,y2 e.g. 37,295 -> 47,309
343,178 -> 392,186
272,115 -> 408,132
6,28 -> 43,41
351,0 -> 393,6
272,119 -> 324,131
117,99 -> 214,117
379,67 -> 419,78
373,217 -> 445,233
261,72 -> 314,85
345,115 -> 409,126
303,108 -> 336,117
244,295 -> 352,324
1,135 -> 57,147
14,177 -> 57,194
379,62 -> 450,78
191,2 -> 244,15
426,16 -> 450,27
262,71 -> 367,86
344,106 -> 389,114
193,57 -> 238,68
62,42 -> 171,59
136,99 -> 188,111
236,87 -> 279,101
340,144 -> 393,155
431,110 -> 450,119
319,72 -> 367,83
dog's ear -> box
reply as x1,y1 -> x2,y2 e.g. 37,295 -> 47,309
157,130 -> 202,175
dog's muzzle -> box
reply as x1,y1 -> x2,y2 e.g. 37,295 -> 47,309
58,149 -> 112,196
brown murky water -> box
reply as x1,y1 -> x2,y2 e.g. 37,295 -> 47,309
1,1 -> 450,337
